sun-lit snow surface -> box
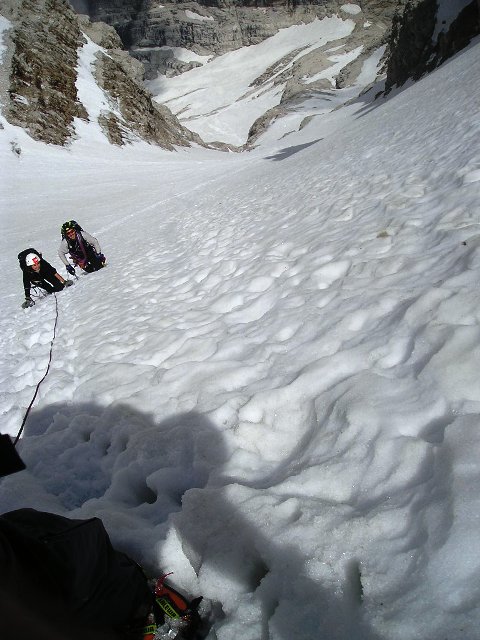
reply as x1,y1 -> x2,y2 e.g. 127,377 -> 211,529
1,10 -> 480,638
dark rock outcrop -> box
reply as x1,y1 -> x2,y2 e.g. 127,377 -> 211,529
385,0 -> 480,91
436,1 -> 480,64
93,44 -> 202,147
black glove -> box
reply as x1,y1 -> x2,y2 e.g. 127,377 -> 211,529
66,264 -> 75,276
22,298 -> 35,309
98,254 -> 106,265
64,280 -> 74,287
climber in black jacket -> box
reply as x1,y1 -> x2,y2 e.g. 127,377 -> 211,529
18,249 -> 73,309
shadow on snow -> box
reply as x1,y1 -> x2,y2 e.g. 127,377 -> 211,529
2,402 -> 383,640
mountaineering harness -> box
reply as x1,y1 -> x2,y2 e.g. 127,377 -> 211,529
61,221 -> 105,272
142,574 -> 203,640
68,230 -> 90,269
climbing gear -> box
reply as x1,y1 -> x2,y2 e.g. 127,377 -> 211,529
75,233 -> 90,266
64,280 -> 74,287
22,298 -> 35,309
140,575 -> 204,640
155,575 -> 193,619
142,614 -> 157,640
151,575 -> 202,639
63,227 -> 91,269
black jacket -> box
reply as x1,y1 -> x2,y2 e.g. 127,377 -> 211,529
22,258 -> 59,298
0,509 -> 152,640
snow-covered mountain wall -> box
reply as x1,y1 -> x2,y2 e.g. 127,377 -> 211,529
2,0 -> 478,148
71,1 -> 480,92
66,0 -> 480,143
73,0 -> 391,85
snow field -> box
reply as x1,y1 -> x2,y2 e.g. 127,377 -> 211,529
1,10 -> 480,639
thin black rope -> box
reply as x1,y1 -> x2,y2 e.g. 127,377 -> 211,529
14,293 -> 59,446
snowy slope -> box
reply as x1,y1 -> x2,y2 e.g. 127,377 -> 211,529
1,12 -> 480,640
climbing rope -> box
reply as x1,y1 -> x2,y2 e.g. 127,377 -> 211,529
14,293 -> 59,446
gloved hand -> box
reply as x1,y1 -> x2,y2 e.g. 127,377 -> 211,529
22,298 -> 35,309
98,254 -> 106,265
64,279 -> 74,287
66,264 -> 75,276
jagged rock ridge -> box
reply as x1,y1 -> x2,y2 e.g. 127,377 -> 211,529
76,1 -> 393,148
4,0 -> 88,145
0,0 -> 203,148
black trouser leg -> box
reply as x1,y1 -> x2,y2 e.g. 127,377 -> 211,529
84,249 -> 104,272
41,279 -> 64,293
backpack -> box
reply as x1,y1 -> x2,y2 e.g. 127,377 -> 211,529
18,248 -> 42,271
0,509 -> 153,639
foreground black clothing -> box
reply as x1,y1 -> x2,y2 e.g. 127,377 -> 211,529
23,258 -> 65,298
0,509 -> 152,640
81,248 -> 104,273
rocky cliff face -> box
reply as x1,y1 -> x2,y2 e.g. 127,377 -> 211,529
78,13 -> 204,148
78,1 -> 391,80
385,0 -> 480,90
2,0 -> 88,145
0,0 -> 202,147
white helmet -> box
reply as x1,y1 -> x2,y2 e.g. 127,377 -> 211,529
25,253 -> 40,267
